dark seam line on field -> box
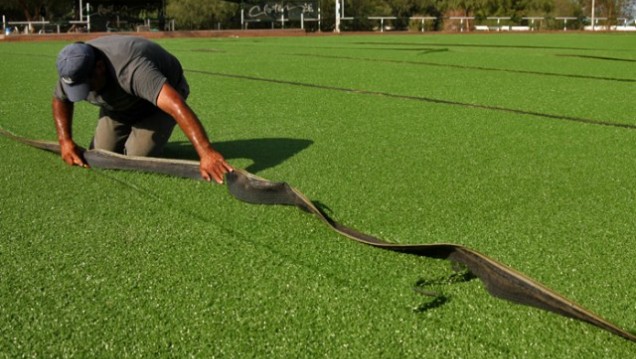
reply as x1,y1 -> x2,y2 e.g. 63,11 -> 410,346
353,42 -> 608,51
186,69 -> 636,130
556,54 -> 636,63
0,52 -> 56,58
191,48 -> 227,53
290,53 -> 636,83
299,46 -> 451,53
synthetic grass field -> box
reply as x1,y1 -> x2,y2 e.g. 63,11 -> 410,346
1,33 -> 635,357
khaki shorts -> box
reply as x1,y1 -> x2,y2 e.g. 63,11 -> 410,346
90,78 -> 189,157
91,109 -> 177,157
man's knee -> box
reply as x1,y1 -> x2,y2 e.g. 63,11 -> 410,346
125,128 -> 173,157
93,116 -> 129,153
125,113 -> 176,157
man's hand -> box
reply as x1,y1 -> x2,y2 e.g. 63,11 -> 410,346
60,139 -> 88,168
199,149 -> 233,184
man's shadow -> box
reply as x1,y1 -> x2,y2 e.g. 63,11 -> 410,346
163,138 -> 313,174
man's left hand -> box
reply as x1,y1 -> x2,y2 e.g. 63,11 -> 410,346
200,149 -> 233,184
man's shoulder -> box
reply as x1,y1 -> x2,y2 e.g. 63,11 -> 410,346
87,35 -> 151,50
88,35 -> 171,64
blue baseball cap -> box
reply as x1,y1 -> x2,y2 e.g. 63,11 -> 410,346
56,43 -> 95,102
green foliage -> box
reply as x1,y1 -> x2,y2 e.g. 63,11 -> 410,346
0,0 -> 71,21
166,0 -> 239,29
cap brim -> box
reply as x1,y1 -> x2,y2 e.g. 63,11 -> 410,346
62,81 -> 90,102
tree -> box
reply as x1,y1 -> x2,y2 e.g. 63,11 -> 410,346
581,0 -> 633,25
445,0 -> 488,16
166,0 -> 239,30
1,0 -> 72,22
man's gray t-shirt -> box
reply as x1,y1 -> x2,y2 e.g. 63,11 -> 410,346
54,35 -> 188,118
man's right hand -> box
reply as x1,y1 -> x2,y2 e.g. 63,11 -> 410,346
60,140 -> 88,168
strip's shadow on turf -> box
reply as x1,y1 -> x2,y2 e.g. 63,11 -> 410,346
412,269 -> 476,313
413,295 -> 450,313
163,138 -> 313,174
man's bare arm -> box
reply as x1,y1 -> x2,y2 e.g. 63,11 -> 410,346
156,83 -> 232,183
52,97 -> 88,167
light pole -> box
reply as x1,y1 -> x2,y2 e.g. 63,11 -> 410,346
334,0 -> 340,33
591,0 -> 596,31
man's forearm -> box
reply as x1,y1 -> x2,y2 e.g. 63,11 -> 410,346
52,97 -> 88,167
156,83 -> 232,183
156,84 -> 214,157
174,104 -> 213,157
52,97 -> 75,144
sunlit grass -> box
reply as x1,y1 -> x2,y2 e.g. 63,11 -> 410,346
1,33 -> 635,357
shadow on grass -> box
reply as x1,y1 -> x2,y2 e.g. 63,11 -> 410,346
163,138 -> 313,174
413,295 -> 450,313
412,268 -> 476,313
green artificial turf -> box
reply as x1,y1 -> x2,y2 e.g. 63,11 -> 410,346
1,33 -> 636,357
